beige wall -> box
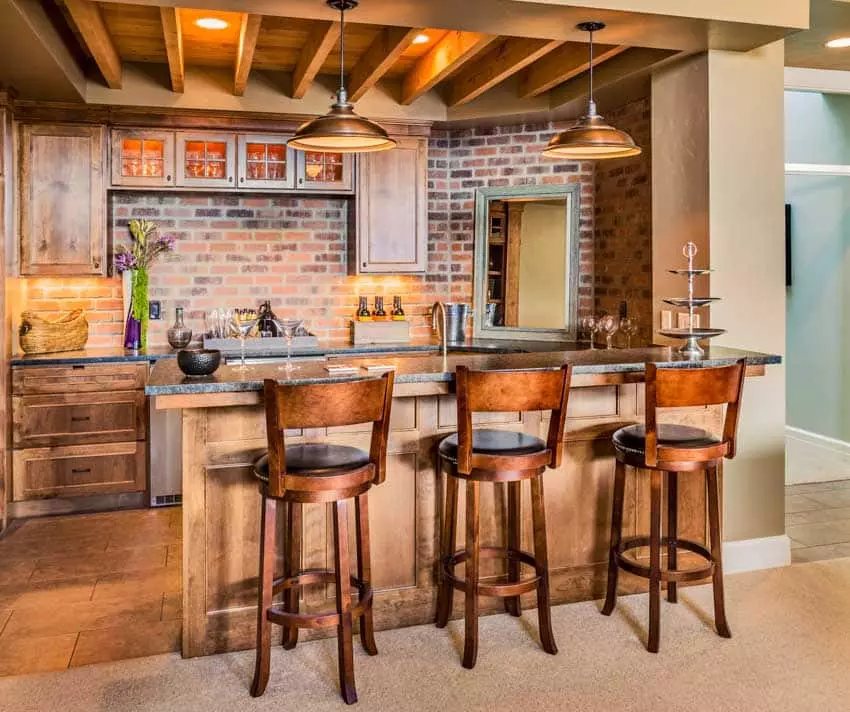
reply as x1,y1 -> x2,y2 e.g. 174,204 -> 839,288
652,42 -> 786,543
518,201 -> 568,329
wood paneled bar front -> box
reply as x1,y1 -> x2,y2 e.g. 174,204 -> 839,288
146,347 -> 777,658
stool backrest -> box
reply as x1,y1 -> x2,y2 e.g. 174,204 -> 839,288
262,372 -> 395,497
455,364 -> 572,474
645,359 -> 746,467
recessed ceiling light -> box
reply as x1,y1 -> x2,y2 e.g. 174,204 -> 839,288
826,37 -> 850,48
195,17 -> 229,30
412,33 -> 430,45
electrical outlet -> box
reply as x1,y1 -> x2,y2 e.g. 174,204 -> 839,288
149,300 -> 162,320
660,310 -> 673,329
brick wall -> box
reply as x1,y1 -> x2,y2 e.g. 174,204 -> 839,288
593,97 -> 653,344
19,106 -> 650,350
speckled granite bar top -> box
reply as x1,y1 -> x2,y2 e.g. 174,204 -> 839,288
145,345 -> 781,397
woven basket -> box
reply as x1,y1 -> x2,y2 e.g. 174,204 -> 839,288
19,310 -> 89,355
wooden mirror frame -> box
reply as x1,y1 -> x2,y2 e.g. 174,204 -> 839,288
472,184 -> 582,342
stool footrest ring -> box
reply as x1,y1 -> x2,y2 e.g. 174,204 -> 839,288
614,536 -> 715,583
442,546 -> 541,597
266,569 -> 373,630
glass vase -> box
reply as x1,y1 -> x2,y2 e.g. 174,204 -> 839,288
123,268 -> 149,350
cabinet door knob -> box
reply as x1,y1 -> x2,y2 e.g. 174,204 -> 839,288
239,177 -> 244,183
362,262 -> 367,268
166,175 -> 172,182
93,259 -> 100,270
228,176 -> 233,183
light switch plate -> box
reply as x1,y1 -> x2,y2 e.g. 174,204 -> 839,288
149,300 -> 162,320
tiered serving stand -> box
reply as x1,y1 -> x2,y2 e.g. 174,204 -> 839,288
658,242 -> 724,359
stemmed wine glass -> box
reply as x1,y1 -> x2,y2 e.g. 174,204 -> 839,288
620,316 -> 639,348
580,315 -> 598,350
274,318 -> 303,373
229,312 -> 259,372
597,314 -> 619,350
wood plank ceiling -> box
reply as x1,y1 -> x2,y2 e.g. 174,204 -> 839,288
53,0 -> 666,107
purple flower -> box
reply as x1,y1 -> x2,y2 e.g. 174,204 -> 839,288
156,233 -> 177,251
114,251 -> 139,274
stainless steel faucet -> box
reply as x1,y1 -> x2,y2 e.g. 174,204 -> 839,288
432,301 -> 448,369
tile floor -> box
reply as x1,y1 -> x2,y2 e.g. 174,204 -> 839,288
1,483 -> 849,678
0,507 -> 182,677
786,479 -> 850,563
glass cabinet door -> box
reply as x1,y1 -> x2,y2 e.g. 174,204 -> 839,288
295,150 -> 354,192
175,132 -> 236,188
237,135 -> 295,190
111,130 -> 175,187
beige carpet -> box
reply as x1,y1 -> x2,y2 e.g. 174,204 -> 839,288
1,559 -> 849,712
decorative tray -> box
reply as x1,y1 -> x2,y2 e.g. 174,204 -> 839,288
658,328 -> 726,340
662,297 -> 721,308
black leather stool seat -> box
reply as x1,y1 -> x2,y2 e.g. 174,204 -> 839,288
613,423 -> 720,453
254,444 -> 371,481
438,429 -> 546,463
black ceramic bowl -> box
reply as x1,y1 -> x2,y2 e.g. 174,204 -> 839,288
177,348 -> 221,377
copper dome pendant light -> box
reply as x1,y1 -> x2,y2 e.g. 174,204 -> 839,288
542,22 -> 641,160
289,0 -> 396,153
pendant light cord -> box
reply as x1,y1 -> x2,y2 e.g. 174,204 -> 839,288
587,27 -> 596,116
338,3 -> 347,101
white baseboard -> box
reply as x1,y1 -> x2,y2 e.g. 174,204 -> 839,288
785,426 -> 850,485
722,535 -> 791,574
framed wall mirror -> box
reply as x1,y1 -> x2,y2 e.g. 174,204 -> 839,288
473,184 -> 582,341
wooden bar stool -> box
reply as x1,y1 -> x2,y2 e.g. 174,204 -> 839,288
436,364 -> 572,669
250,372 -> 394,705
601,359 -> 746,653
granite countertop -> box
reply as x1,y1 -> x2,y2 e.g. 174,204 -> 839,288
9,338 -> 574,367
145,345 -> 781,396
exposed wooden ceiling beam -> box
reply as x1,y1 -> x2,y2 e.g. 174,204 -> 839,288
549,47 -> 678,108
347,27 -> 420,102
292,20 -> 340,99
518,42 -> 628,98
448,37 -> 563,107
400,31 -> 496,105
159,7 -> 184,93
63,0 -> 122,89
234,13 -> 263,96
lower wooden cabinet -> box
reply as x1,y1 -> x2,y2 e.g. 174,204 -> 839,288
12,442 -> 146,501
11,363 -> 149,504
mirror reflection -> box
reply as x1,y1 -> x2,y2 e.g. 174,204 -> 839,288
475,185 -> 581,340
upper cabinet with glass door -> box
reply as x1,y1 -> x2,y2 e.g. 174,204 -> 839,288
175,132 -> 236,188
111,130 -> 175,188
237,135 -> 295,190
295,150 -> 354,193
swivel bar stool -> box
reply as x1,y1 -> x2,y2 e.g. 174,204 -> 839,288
436,364 -> 572,669
602,359 -> 746,653
251,372 -> 394,704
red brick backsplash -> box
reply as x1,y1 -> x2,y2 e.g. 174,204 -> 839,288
19,105 -> 651,350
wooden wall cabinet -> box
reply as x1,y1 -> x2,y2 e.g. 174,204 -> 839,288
351,136 -> 427,274
237,134 -> 294,190
111,129 -> 175,187
175,131 -> 236,188
295,150 -> 354,192
19,123 -> 106,276
11,363 -> 148,503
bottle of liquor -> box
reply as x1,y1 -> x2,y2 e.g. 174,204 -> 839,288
357,296 -> 372,321
392,296 -> 405,321
373,296 -> 387,320
257,300 -> 279,337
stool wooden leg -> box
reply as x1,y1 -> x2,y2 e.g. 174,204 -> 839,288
355,494 -> 378,655
462,480 -> 480,670
602,459 -> 627,616
332,500 -> 358,705
707,466 -> 732,639
648,469 -> 663,654
505,480 -> 522,617
667,472 -> 678,604
282,501 -> 301,651
531,475 -> 558,655
435,464 -> 458,629
251,495 -> 277,697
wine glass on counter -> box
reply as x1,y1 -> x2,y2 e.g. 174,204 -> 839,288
580,314 -> 598,350
598,314 -> 619,350
274,318 -> 304,373
620,315 -> 639,348
229,309 -> 259,372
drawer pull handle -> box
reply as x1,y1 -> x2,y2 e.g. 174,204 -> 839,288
71,416 -> 91,422
71,468 -> 91,475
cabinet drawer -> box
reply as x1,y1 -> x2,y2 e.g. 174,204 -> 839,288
12,362 -> 147,395
13,391 -> 147,448
12,442 -> 147,501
